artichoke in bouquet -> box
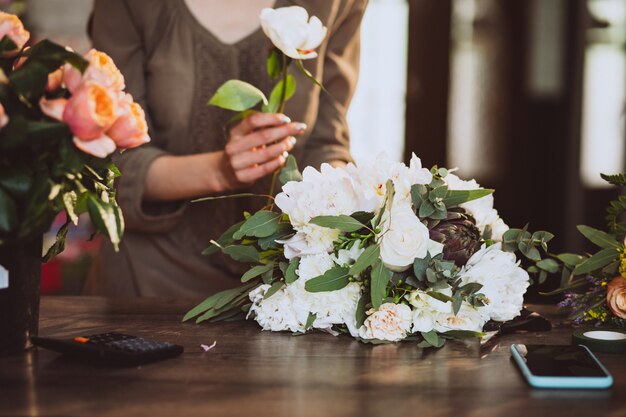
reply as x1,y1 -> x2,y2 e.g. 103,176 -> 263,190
429,209 -> 482,266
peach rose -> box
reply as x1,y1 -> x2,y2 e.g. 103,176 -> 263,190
63,80 -> 118,140
107,93 -> 150,148
63,49 -> 125,93
39,97 -> 67,121
0,102 -> 9,128
607,276 -> 626,319
0,12 -> 29,56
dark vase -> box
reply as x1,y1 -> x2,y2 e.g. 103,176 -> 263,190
0,238 -> 42,356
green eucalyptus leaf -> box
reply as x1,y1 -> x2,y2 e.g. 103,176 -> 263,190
208,80 -> 268,111
421,331 -> 445,348
233,210 -> 280,239
305,312 -> 317,330
348,244 -> 380,276
264,281 -> 285,299
223,245 -> 260,263
576,225 -> 621,249
443,189 -> 494,207
279,155 -> 302,184
305,267 -> 350,292
310,215 -> 365,232
202,220 -> 245,256
536,258 -> 560,273
557,253 -> 586,267
285,257 -> 300,284
350,211 -> 375,226
355,294 -> 368,328
573,247 -> 619,275
370,260 -> 391,309
241,263 -> 274,283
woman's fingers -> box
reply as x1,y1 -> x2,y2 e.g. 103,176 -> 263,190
226,122 -> 306,155
230,112 -> 291,138
234,154 -> 288,184
230,136 -> 296,170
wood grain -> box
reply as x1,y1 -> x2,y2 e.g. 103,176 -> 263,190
0,297 -> 624,417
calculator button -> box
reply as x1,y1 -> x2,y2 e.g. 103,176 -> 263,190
73,337 -> 90,343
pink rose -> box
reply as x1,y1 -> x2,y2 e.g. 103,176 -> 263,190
62,80 -> 118,140
72,136 -> 117,159
0,102 -> 8,128
106,93 -> 150,148
0,12 -> 29,56
63,49 -> 125,93
607,276 -> 626,319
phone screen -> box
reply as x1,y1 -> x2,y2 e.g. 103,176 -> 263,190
514,344 -> 608,377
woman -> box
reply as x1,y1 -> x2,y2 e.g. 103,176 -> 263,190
85,0 -> 367,297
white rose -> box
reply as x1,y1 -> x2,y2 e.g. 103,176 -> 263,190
458,243 -> 530,322
260,6 -> 327,60
445,174 -> 508,241
358,303 -> 412,342
377,203 -> 430,272
434,302 -> 488,333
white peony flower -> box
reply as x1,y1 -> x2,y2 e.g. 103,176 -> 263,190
296,252 -> 335,280
248,285 -> 305,333
260,6 -> 327,60
445,173 -> 509,241
434,302 -> 488,333
347,153 -> 432,212
358,303 -> 413,342
458,243 -> 530,322
275,163 -> 362,259
407,287 -> 453,333
377,203 -> 431,272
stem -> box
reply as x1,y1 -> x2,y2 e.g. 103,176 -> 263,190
277,54 -> 288,114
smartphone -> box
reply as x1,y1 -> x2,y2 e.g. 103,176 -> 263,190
510,344 -> 613,389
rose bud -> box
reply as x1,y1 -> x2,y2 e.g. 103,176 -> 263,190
64,49 -> 125,93
0,12 -> 29,56
63,80 -> 118,140
607,276 -> 626,319
107,93 -> 150,148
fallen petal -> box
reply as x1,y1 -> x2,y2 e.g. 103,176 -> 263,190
200,341 -> 217,352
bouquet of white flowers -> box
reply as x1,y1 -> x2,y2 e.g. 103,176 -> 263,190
185,154 -> 555,346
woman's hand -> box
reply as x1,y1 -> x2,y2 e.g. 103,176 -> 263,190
143,112 -> 306,201
221,112 -> 306,188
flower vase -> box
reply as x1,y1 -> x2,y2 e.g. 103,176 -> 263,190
0,238 -> 42,356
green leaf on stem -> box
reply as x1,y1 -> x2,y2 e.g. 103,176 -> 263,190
87,196 -> 122,251
295,59 -> 325,92
233,210 -> 280,239
536,258 -> 560,273
355,294 -> 368,328
263,74 -> 296,113
267,49 -> 282,79
202,220 -> 245,256
0,186 -> 18,234
305,267 -> 350,292
264,281 -> 285,299
573,247 -> 619,275
208,80 -> 268,111
223,245 -> 260,263
370,260 -> 391,309
576,225 -> 621,249
285,257 -> 300,284
305,312 -> 317,330
62,191 -> 79,225
442,189 -> 494,207
241,262 -> 274,283
557,253 -> 585,267
419,331 -> 445,348
183,282 -> 257,322
42,217 -> 71,262
278,155 -> 302,184
349,244 -> 380,276
310,215 -> 365,232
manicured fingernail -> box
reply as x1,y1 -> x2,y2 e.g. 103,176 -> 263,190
282,151 -> 289,158
288,136 -> 297,146
295,123 -> 307,131
279,114 -> 291,124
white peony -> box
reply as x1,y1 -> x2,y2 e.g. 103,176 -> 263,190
407,287 -> 453,333
275,164 -> 362,259
434,302 -> 488,333
377,203 -> 431,272
248,285 -> 305,333
445,173 -> 509,241
458,243 -> 530,322
347,153 -> 432,212
260,6 -> 327,60
358,303 -> 413,342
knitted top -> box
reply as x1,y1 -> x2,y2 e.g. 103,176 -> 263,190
85,0 -> 366,297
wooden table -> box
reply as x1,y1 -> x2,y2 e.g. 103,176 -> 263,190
0,297 -> 624,417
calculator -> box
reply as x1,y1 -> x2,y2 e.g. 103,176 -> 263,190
31,332 -> 184,366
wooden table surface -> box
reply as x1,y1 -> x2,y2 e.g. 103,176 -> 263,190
0,296 -> 624,417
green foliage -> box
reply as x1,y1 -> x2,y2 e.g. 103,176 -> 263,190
370,260 -> 391,309
310,214 -> 366,232
355,295 -> 368,328
266,48 -> 282,79
600,173 -> 626,186
576,225 -> 620,249
442,189 -> 494,207
208,80 -> 268,111
418,331 -> 445,348
263,74 -> 296,113
305,267 -> 350,292
183,281 -> 258,323
278,155 -> 302,184
285,257 -> 300,284
348,244 -> 380,276
573,247 -> 619,276
305,312 -> 317,331
264,281 -> 284,299
233,210 -> 281,239
241,263 -> 275,283
223,245 -> 260,263
202,221 -> 245,256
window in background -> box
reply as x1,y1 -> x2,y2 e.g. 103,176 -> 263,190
347,0 -> 408,163
580,0 -> 626,187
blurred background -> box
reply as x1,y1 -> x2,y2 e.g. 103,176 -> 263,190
4,0 -> 625,298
